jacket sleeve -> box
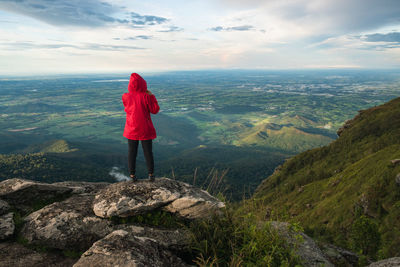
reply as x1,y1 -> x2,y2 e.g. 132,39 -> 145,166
122,93 -> 128,107
147,94 -> 160,114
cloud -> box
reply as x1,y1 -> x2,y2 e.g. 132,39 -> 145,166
130,12 -> 168,26
0,0 -> 120,27
216,0 -> 400,35
0,41 -> 145,51
363,32 -> 400,43
0,0 -> 167,28
158,26 -> 184,32
210,25 -> 254,31
125,35 -> 153,40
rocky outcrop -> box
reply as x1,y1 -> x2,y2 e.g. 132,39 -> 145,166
0,178 -> 218,266
270,221 -> 334,267
368,257 -> 400,266
0,199 -> 10,215
0,242 -> 76,267
73,230 -> 191,267
115,225 -> 190,252
0,178 -> 72,213
336,110 -> 364,136
20,194 -> 113,251
93,178 -> 225,219
0,212 -> 14,240
163,192 -> 225,219
320,243 -> 359,266
390,159 -> 400,166
52,181 -> 109,195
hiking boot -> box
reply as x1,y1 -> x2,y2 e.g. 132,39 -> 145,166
148,174 -> 155,182
130,174 -> 138,182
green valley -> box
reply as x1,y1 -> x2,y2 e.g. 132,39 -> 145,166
1,70 -> 399,200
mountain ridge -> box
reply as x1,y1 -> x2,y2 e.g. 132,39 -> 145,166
252,96 -> 400,260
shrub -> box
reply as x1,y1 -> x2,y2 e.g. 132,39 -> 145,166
350,215 -> 381,259
188,205 -> 300,266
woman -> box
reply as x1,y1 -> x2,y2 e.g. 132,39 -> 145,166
122,73 -> 160,182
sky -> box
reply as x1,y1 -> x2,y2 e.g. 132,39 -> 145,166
0,0 -> 400,74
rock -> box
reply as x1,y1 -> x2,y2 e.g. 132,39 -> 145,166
0,212 -> 15,240
270,221 -> 334,267
390,159 -> 400,166
0,199 -> 10,215
0,178 -> 72,214
337,120 -> 352,136
368,257 -> 400,266
164,194 -> 225,220
93,179 -> 181,218
115,225 -> 191,252
337,111 -> 363,136
52,181 -> 109,195
93,178 -> 224,219
396,173 -> 400,186
0,242 -> 76,267
320,243 -> 359,267
21,194 -> 113,251
73,230 -> 191,267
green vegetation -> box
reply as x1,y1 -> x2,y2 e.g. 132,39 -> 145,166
1,71 -> 399,199
0,152 -> 114,183
350,215 -> 381,258
252,97 -> 400,260
188,204 -> 301,267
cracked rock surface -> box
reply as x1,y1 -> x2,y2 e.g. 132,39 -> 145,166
73,230 -> 191,267
93,178 -> 225,219
0,178 -> 72,213
0,212 -> 14,240
21,194 -> 113,251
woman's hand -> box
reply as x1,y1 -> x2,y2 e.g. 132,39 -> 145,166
146,90 -> 153,96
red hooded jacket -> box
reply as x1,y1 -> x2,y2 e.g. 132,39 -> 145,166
122,73 -> 160,140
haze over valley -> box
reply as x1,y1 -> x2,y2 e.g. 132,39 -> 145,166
1,69 -> 399,199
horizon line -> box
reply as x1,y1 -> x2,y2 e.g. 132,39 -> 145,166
1,67 -> 400,78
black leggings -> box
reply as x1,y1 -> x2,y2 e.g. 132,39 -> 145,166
128,139 -> 154,175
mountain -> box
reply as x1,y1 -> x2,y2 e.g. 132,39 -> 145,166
236,123 -> 333,152
20,139 -> 78,154
230,114 -> 335,153
253,96 -> 400,259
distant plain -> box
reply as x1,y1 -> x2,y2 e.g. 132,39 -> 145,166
1,70 -> 399,199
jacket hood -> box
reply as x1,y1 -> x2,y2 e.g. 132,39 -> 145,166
128,73 -> 147,93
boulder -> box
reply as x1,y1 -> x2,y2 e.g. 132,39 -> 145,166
368,257 -> 400,267
115,225 -> 191,252
0,178 -> 72,213
73,230 -> 191,267
390,159 -> 400,166
52,181 -> 109,195
0,242 -> 76,267
320,243 -> 359,266
270,221 -> 334,267
163,194 -> 225,220
93,178 -> 224,219
0,199 -> 10,215
0,212 -> 14,240
21,194 -> 113,251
